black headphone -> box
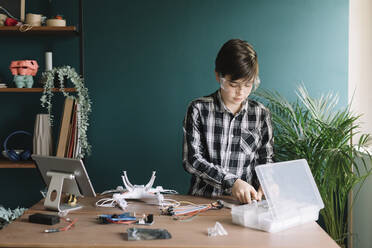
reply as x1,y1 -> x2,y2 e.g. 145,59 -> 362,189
3,131 -> 32,161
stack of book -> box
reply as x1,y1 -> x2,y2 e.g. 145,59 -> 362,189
56,97 -> 81,158
0,83 -> 7,88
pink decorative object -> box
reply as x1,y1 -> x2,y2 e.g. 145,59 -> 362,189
9,60 -> 39,76
4,17 -> 17,26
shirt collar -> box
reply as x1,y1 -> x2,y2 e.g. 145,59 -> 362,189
215,90 -> 249,115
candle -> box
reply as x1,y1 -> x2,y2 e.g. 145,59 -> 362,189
45,52 -> 52,71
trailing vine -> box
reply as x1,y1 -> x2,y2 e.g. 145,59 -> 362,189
40,66 -> 92,158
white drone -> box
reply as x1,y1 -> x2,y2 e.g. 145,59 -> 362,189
119,171 -> 164,205
97,171 -> 179,210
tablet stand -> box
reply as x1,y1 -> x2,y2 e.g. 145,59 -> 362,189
44,171 -> 82,212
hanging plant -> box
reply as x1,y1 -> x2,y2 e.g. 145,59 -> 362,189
40,66 -> 92,158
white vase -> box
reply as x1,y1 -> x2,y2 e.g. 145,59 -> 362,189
33,114 -> 53,156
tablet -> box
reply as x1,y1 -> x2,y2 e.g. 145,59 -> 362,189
32,155 -> 96,197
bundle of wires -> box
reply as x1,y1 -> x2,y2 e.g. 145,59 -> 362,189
161,201 -> 222,221
95,196 -> 128,210
44,217 -> 77,233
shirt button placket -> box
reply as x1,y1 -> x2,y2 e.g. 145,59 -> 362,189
224,117 -> 235,170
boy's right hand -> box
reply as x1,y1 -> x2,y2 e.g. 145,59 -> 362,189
232,179 -> 258,204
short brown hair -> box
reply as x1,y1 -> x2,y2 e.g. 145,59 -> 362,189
215,39 -> 259,82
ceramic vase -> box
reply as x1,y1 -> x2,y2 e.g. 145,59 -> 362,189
33,114 -> 53,156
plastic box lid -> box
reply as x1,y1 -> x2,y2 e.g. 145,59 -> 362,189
255,159 -> 324,220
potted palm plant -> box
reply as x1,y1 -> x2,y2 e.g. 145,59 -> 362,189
254,85 -> 372,247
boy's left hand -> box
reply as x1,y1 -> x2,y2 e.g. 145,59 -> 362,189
257,186 -> 264,201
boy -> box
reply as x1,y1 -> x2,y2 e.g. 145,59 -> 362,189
182,39 -> 274,204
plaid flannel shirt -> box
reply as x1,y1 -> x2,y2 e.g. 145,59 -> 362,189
182,90 -> 274,197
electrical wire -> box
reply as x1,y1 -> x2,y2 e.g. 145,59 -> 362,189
161,200 -> 223,221
0,6 -> 19,20
44,217 -> 77,233
102,219 -> 136,224
96,198 -> 117,208
95,197 -> 128,210
59,218 -> 77,231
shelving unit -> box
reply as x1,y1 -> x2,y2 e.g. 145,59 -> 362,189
0,160 -> 35,169
0,0 -> 84,168
0,88 -> 77,93
0,26 -> 78,35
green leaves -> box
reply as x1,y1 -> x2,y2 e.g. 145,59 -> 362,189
40,66 -> 92,159
254,85 -> 372,245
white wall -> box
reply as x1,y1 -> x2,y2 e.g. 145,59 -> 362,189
349,0 -> 372,141
349,1 -> 372,248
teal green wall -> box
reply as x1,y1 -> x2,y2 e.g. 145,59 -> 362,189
0,0 -> 348,208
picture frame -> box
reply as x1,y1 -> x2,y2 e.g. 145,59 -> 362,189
0,0 -> 25,21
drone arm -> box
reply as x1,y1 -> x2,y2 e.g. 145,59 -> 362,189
122,171 -> 134,191
145,171 -> 156,191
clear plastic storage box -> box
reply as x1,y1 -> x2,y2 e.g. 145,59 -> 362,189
231,159 -> 324,233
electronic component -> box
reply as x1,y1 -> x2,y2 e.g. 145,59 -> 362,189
136,214 -> 154,225
161,201 -> 222,221
127,227 -> 171,241
29,213 -> 60,225
98,213 -> 136,224
97,213 -> 154,225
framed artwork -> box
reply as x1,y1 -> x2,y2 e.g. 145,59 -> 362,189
0,0 -> 25,21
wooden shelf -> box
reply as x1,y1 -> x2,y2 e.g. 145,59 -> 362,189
0,26 -> 78,35
0,88 -> 76,92
0,160 -> 36,168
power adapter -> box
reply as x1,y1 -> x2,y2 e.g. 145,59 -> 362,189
29,213 -> 60,225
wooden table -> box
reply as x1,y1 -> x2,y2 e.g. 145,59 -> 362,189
0,195 -> 339,248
